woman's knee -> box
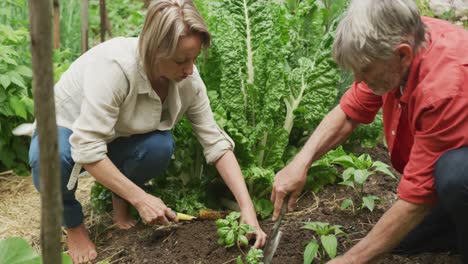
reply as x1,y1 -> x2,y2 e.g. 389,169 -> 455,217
140,130 -> 174,163
29,127 -> 75,192
434,146 -> 468,206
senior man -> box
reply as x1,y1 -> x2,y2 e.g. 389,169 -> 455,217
271,0 -> 468,263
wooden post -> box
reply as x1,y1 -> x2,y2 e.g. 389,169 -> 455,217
53,0 -> 60,49
81,0 -> 88,53
28,0 -> 63,263
99,0 -> 105,42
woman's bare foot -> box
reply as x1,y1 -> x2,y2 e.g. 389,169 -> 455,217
66,224 -> 97,264
112,194 -> 137,229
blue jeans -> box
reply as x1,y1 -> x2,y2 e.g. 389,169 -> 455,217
29,127 -> 174,228
393,146 -> 468,262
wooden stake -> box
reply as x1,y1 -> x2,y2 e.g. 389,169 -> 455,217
28,0 -> 63,263
53,0 -> 60,49
100,0 -> 106,42
81,0 -> 88,53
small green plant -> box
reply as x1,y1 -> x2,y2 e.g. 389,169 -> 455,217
216,212 -> 255,248
302,222 -> 347,264
0,237 -> 72,264
332,149 -> 395,212
237,247 -> 264,264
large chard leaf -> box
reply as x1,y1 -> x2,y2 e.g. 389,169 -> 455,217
202,0 -> 288,169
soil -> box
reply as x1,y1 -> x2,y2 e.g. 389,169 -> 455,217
95,143 -> 462,264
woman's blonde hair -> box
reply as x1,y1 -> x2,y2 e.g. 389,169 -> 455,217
138,0 -> 211,81
333,0 -> 427,72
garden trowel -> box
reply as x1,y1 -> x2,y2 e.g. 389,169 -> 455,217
263,196 -> 289,264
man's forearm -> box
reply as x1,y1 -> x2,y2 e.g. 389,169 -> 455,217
345,200 -> 431,263
294,105 -> 359,168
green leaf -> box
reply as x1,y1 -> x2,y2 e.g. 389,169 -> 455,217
332,155 -> 356,168
225,230 -> 235,246
338,180 -> 354,189
357,154 -> 373,168
215,219 -> 229,228
353,169 -> 372,186
8,72 -> 27,89
237,255 -> 244,264
342,167 -> 355,181
62,252 -> 73,264
9,96 -> 27,119
372,161 -> 396,179
0,237 -> 41,264
321,234 -> 338,259
0,89 -> 7,102
303,240 -> 319,264
238,234 -> 248,246
340,199 -> 353,210
0,75 -> 10,89
361,196 -> 380,212
16,65 -> 32,77
217,226 -> 231,237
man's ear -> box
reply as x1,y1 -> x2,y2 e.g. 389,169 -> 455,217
395,43 -> 413,69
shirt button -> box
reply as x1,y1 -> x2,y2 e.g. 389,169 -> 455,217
391,130 -> 396,136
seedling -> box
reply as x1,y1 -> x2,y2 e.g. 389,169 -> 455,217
237,248 -> 264,264
302,222 -> 347,264
332,151 -> 395,211
216,212 -> 255,248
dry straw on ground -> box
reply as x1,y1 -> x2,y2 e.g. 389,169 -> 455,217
0,171 -> 101,251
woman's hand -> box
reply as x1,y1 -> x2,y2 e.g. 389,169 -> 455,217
241,210 -> 267,248
133,193 -> 178,225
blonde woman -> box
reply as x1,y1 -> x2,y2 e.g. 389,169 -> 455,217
29,0 -> 266,263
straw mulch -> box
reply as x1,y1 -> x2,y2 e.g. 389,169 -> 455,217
0,171 -> 103,251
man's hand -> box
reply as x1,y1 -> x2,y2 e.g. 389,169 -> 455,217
270,161 -> 308,220
133,193 -> 178,225
327,256 -> 354,264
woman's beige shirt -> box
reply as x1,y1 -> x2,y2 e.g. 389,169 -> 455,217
55,37 -> 234,165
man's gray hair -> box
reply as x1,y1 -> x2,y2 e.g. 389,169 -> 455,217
333,0 -> 427,71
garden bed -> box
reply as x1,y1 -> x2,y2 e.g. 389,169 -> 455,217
96,144 -> 462,264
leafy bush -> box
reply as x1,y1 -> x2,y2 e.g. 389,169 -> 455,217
0,25 -> 34,174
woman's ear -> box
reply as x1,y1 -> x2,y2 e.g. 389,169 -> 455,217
396,43 -> 413,70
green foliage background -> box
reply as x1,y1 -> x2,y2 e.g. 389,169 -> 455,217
7,0 -> 447,215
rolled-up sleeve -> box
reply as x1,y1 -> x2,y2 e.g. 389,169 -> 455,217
340,82 -> 383,124
185,76 -> 234,164
70,59 -> 128,164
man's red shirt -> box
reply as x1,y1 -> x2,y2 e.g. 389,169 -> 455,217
340,17 -> 468,204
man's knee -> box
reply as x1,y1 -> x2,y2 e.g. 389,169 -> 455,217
434,146 -> 468,207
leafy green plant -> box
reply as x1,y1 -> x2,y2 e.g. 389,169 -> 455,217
237,247 -> 264,264
332,148 -> 395,211
0,25 -> 34,174
216,212 -> 255,248
302,222 -> 347,264
0,237 -> 72,264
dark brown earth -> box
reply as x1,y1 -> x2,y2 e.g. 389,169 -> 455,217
95,143 -> 462,264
